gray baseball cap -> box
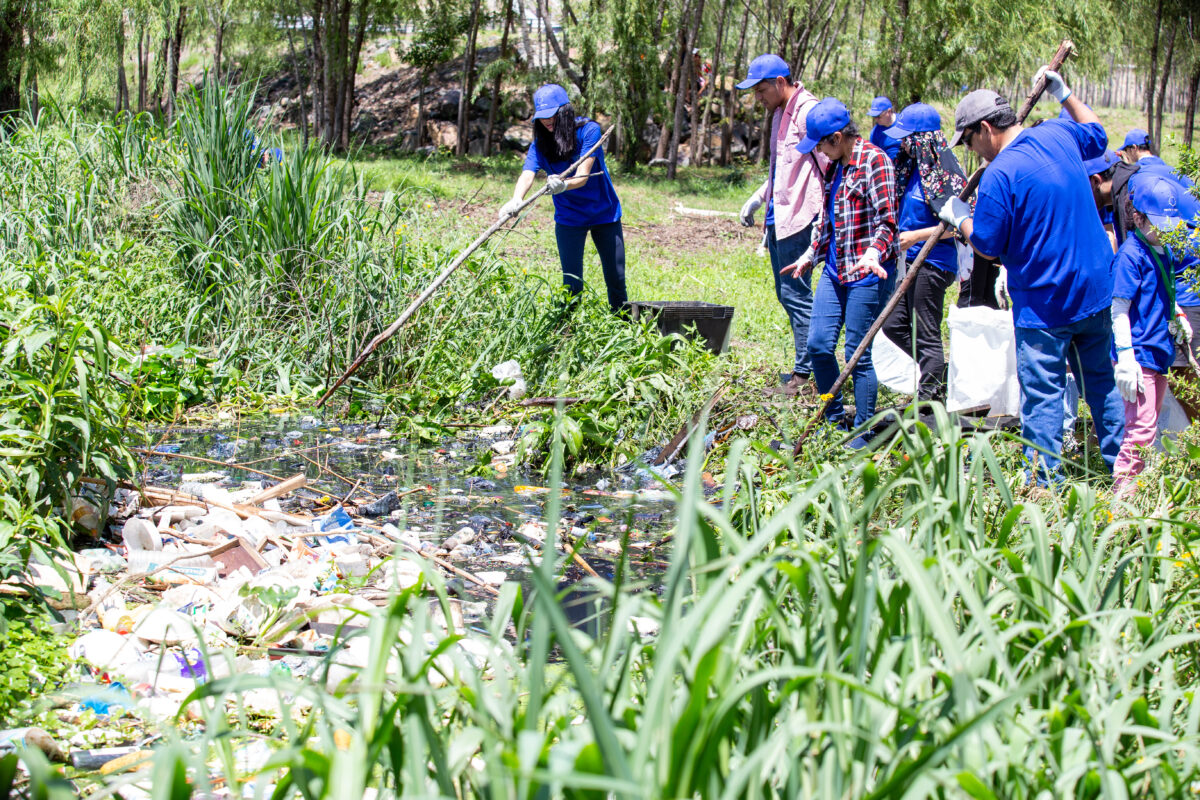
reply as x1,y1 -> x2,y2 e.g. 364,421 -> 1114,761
949,89 -> 1014,147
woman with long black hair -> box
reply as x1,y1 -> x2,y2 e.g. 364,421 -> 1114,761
498,84 -> 628,314
878,102 -> 967,402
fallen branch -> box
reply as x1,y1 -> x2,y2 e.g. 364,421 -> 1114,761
245,473 -> 307,507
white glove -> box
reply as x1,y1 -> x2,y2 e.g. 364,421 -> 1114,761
855,248 -> 886,278
739,196 -> 762,227
1035,66 -> 1071,104
938,197 -> 972,229
546,175 -> 568,195
1115,348 -> 1143,404
1172,306 -> 1193,347
994,265 -> 1009,308
498,198 -> 523,220
740,185 -> 767,227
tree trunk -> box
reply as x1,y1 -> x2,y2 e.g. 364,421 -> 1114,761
889,0 -> 909,98
848,0 -> 868,108
166,6 -> 187,122
116,12 -> 130,112
1154,21 -> 1177,151
214,18 -> 225,82
1147,0 -> 1164,134
485,0 -> 514,157
721,1 -> 749,166
27,67 -> 37,123
655,0 -> 691,161
457,0 -> 483,155
311,0 -> 324,139
286,22 -> 309,150
667,0 -> 703,178
1185,61 -> 1200,149
2,5 -> 27,122
342,0 -> 369,150
416,71 -> 426,148
169,5 -> 186,108
685,0 -> 710,167
537,0 -> 583,87
515,0 -> 535,67
698,0 -> 730,165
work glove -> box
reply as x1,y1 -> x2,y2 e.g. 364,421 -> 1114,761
781,245 -> 816,277
1114,348 -> 1143,404
1172,307 -> 1194,348
1034,66 -> 1071,104
938,196 -> 972,229
855,248 -> 888,279
995,265 -> 1009,308
498,198 -> 523,220
546,175 -> 568,195
740,186 -> 766,227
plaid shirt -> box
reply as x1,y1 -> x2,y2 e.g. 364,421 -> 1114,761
816,138 -> 898,284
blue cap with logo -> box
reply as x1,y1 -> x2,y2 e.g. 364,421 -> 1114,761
1083,150 -> 1119,177
867,96 -> 893,117
883,102 -> 941,139
532,84 -> 571,119
795,98 -> 852,154
736,54 -> 790,90
1121,128 -> 1151,150
1129,171 -> 1200,229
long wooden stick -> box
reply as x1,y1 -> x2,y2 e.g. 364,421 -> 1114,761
793,39 -> 1075,455
316,126 -> 615,408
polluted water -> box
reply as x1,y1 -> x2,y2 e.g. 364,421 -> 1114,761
19,414 -> 695,775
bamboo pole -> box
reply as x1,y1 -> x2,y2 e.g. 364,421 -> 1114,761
793,39 -> 1076,456
316,126 -> 615,408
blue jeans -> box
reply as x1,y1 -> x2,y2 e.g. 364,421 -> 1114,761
1014,308 -> 1126,480
808,269 -> 896,427
554,221 -> 628,313
766,224 -> 815,375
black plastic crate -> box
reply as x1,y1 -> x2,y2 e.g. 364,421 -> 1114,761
629,301 -> 735,355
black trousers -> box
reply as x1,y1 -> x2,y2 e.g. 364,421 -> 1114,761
883,264 -> 956,401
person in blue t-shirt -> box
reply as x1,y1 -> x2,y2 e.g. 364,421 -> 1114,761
1111,173 -> 1198,493
867,96 -> 901,162
938,67 -> 1125,483
879,103 -> 967,401
498,84 -> 627,314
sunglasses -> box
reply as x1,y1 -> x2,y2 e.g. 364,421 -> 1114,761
962,124 -> 981,148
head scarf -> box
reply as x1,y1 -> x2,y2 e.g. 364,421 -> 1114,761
893,130 -> 967,215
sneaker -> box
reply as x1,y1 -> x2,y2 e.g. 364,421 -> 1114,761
766,372 -> 815,397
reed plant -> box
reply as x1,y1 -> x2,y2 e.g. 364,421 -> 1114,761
20,411 -> 1196,799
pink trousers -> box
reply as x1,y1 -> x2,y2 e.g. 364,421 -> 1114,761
1113,366 -> 1166,492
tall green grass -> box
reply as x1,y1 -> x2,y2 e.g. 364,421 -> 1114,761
19,412 -> 1199,798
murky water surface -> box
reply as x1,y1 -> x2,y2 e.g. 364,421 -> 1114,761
136,414 -> 678,606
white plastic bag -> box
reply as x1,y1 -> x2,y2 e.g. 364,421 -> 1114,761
947,305 -> 1020,416
1156,387 -> 1190,450
872,334 -> 920,395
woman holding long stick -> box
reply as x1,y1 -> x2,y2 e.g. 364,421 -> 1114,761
499,84 -> 628,314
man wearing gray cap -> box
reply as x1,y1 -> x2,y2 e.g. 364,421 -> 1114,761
936,67 -> 1125,484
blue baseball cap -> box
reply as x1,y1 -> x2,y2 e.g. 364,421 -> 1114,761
736,54 -> 790,90
1083,150 -> 1118,177
1129,172 -> 1200,229
1121,128 -> 1151,150
532,84 -> 570,119
883,102 -> 941,139
867,96 -> 893,117
795,98 -> 852,154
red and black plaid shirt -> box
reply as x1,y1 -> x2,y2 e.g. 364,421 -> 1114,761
816,138 -> 898,284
